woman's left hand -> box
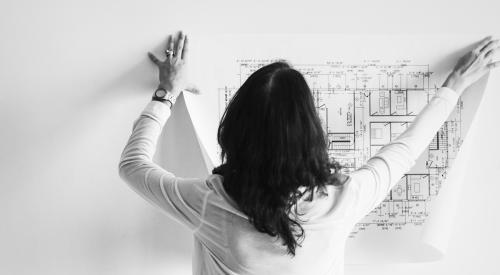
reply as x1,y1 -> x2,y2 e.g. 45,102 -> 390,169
148,31 -> 199,97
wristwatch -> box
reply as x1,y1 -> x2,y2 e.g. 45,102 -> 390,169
152,87 -> 176,108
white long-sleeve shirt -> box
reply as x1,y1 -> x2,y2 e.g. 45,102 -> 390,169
118,87 -> 459,275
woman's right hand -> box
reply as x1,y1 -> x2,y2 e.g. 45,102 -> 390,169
148,31 -> 200,97
443,36 -> 500,95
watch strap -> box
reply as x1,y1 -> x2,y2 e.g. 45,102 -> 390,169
153,87 -> 176,108
152,97 -> 172,108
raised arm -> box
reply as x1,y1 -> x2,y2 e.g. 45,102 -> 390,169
118,31 -> 208,230
345,36 -> 500,222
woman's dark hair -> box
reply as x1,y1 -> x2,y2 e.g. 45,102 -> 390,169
212,61 -> 344,256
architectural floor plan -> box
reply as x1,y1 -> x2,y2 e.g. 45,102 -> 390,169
183,34 -> 489,262
217,59 -> 463,238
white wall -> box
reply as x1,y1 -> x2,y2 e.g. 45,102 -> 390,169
1,0 -> 499,274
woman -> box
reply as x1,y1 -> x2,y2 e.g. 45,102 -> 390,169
119,33 -> 499,274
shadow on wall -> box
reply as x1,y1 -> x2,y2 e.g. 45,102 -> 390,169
430,41 -> 475,83
18,41 -> 207,273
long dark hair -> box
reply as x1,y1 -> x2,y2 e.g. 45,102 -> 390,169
212,61 -> 343,256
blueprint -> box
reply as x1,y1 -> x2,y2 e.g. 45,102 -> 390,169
216,60 -> 462,236
183,34 -> 490,263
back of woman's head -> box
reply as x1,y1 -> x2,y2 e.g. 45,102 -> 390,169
212,61 -> 343,256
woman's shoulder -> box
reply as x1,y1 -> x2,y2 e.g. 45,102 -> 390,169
204,174 -> 247,216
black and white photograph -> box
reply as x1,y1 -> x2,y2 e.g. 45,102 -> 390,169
1,0 -> 499,274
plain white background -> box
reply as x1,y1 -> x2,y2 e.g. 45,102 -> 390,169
1,0 -> 499,274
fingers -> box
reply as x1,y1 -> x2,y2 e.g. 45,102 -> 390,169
484,43 -> 500,60
168,34 -> 174,50
176,31 -> 185,58
181,35 -> 189,60
150,31 -> 188,66
463,37 -> 497,72
481,39 -> 497,52
485,48 -> 497,58
148,52 -> 161,65
166,35 -> 174,57
475,36 -> 493,54
480,39 -> 499,56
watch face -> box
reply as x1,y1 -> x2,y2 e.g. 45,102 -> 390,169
155,89 -> 167,98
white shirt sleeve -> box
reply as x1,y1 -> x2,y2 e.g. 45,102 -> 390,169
118,100 -> 211,231
344,87 -> 460,222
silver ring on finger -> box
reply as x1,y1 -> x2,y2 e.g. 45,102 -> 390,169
165,49 -> 175,57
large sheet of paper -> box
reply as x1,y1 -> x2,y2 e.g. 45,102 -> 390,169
180,34 -> 490,263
